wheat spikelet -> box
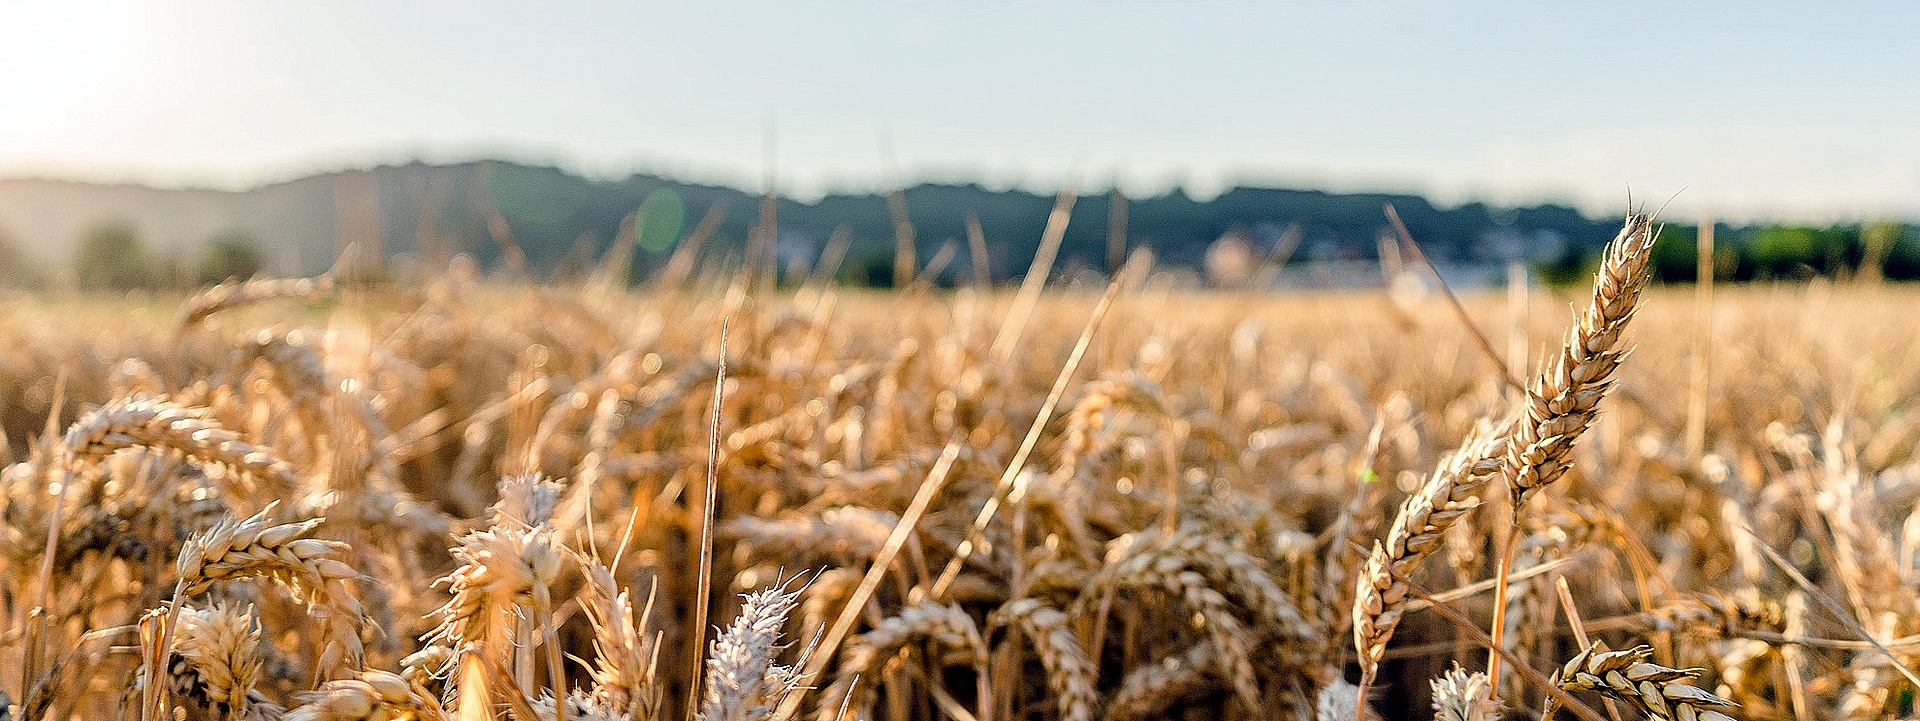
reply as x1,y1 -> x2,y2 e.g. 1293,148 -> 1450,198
1836,646 -> 1897,720
1633,591 -> 1785,638
699,582 -> 806,721
243,330 -> 332,408
1546,643 -> 1740,721
724,506 -> 898,564
1505,213 -> 1656,511
577,562 -> 661,721
400,645 -> 453,687
997,598 -> 1097,721
1314,679 -> 1379,721
110,357 -> 167,396
1053,371 -> 1165,481
1430,663 -> 1499,721
490,473 -> 564,529
61,394 -> 300,497
178,505 -> 367,673
532,692 -> 624,721
799,568 -> 861,645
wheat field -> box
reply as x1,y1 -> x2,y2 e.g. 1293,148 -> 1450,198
2,216 -> 1918,721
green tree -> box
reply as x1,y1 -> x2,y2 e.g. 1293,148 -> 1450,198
1747,226 -> 1819,278
72,223 -> 154,290
198,231 -> 267,284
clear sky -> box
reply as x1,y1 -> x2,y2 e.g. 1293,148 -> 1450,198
1,1 -> 1916,221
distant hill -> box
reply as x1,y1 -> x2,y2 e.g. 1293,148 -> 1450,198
0,160 -> 1619,283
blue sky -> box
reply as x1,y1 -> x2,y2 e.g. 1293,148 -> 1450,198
1,1 -> 1916,221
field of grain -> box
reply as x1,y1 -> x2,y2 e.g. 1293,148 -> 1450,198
2,216 -> 1918,721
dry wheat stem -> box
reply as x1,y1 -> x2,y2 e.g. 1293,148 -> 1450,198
775,441 -> 961,721
1489,212 -> 1657,692
932,264 -> 1131,599
688,319 -> 730,721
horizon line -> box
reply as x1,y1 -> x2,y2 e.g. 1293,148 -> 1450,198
0,153 -> 1829,227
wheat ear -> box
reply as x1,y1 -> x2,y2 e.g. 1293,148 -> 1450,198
170,602 -> 279,721
1491,212 -> 1658,690
699,582 -> 807,721
817,602 -> 986,721
997,598 -> 1097,721
282,669 -> 447,721
177,505 -> 366,674
1505,212 -> 1657,511
1103,642 -> 1214,721
62,394 -> 301,497
1544,643 -> 1739,721
178,274 -> 335,331
1430,663 -> 1500,721
578,561 -> 662,721
1351,423 -> 1506,685
427,526 -> 563,721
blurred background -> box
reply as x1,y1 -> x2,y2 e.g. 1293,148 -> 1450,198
1,0 -> 1916,290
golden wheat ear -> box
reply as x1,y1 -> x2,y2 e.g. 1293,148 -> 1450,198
1504,212 -> 1658,512
699,581 -> 808,721
1546,643 -> 1740,721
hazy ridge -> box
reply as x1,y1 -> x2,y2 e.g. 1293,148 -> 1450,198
0,160 -> 1615,280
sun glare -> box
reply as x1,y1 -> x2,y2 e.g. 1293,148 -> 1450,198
0,2 -> 150,142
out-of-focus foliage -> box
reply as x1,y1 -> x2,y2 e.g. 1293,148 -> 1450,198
1630,221 -> 1920,284
72,222 -> 157,290
197,231 -> 267,284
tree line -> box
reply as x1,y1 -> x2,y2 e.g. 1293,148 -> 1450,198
1,160 -> 1914,290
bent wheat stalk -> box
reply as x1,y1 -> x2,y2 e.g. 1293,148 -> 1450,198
1489,212 -> 1658,690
